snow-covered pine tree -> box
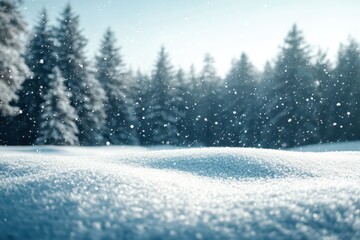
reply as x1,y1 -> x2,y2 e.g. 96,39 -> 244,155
36,67 -> 79,145
173,68 -> 189,145
55,3 -> 106,145
144,47 -> 180,145
124,68 -> 141,144
313,50 -> 334,142
196,54 -> 223,146
330,40 -> 360,141
0,0 -> 30,116
15,9 -> 57,145
224,53 -> 258,147
261,61 -> 274,86
262,25 -> 319,148
184,65 -> 200,145
257,61 -> 274,147
0,0 -> 30,145
133,70 -> 151,145
95,29 -> 138,145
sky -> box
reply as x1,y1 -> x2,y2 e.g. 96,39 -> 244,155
21,0 -> 360,77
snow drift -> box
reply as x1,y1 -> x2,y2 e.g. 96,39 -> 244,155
1,145 -> 360,239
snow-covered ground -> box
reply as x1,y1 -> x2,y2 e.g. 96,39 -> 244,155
1,143 -> 360,239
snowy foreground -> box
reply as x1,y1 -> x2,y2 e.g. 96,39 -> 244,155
1,144 -> 360,239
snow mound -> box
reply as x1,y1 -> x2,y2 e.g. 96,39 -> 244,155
1,145 -> 360,239
108,148 -> 311,179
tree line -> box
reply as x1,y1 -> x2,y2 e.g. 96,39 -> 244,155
1,1 -> 360,148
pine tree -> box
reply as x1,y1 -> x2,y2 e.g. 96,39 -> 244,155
184,65 -> 200,145
144,47 -> 180,145
257,61 -> 274,147
36,67 -> 79,145
173,68 -> 189,145
15,9 -> 57,145
95,29 -> 138,145
262,25 -> 319,148
197,54 -> 222,146
0,0 -> 31,145
223,53 -> 258,147
133,70 -> 151,145
55,3 -> 106,145
313,50 -> 334,142
0,0 -> 30,116
330,40 -> 360,141
124,69 -> 141,144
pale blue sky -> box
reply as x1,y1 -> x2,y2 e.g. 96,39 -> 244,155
22,0 -> 360,76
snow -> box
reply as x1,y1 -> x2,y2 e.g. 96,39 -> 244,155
1,144 -> 360,239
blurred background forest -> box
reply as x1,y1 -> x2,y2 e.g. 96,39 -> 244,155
1,0 -> 360,148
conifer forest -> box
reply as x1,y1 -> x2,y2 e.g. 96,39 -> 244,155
1,1 -> 360,149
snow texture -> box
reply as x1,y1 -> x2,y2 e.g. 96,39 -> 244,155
1,144 -> 360,239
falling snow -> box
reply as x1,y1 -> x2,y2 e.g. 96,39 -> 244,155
1,1 -> 360,239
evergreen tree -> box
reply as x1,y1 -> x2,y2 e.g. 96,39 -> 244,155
329,40 -> 360,141
257,61 -> 274,147
133,70 -> 151,145
95,29 -> 138,145
223,53 -> 258,147
124,68 -> 141,144
184,65 -> 200,145
313,50 -> 334,142
261,61 -> 274,86
174,68 -> 189,145
197,54 -> 222,146
0,0 -> 30,145
55,3 -> 106,145
15,9 -> 57,145
144,47 -> 180,145
36,67 -> 79,145
0,0 -> 30,116
262,25 -> 319,148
